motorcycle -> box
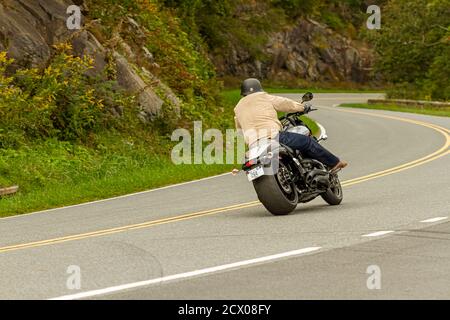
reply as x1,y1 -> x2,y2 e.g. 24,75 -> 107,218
242,92 -> 343,216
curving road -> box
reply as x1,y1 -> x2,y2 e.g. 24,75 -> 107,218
0,93 -> 449,300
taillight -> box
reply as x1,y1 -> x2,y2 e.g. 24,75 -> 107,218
245,160 -> 256,168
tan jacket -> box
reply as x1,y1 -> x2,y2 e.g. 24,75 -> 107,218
234,92 -> 305,145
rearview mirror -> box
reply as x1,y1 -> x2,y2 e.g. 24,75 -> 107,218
302,92 -> 313,103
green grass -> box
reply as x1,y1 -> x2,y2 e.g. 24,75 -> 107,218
0,154 -> 234,217
340,103 -> 450,117
0,89 -> 321,218
222,88 -> 383,100
0,137 -> 236,217
0,93 -> 238,217
265,87 -> 384,94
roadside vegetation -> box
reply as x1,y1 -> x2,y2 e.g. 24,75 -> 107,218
1,0 -> 446,216
365,0 -> 449,101
0,65 -> 327,218
0,42 -> 235,217
340,103 -> 450,117
0,60 -> 326,217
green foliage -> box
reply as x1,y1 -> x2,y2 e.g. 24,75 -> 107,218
0,135 -> 234,216
88,0 -> 225,128
0,0 -> 399,216
366,0 -> 450,101
322,11 -> 345,31
161,0 -> 286,61
424,45 -> 450,101
341,103 -> 450,117
270,0 -> 320,18
0,0 -> 236,212
159,0 -> 376,77
0,45 -> 134,147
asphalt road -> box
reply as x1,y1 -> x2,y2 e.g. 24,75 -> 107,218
0,93 -> 448,300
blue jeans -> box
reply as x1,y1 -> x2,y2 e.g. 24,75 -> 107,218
279,131 -> 340,168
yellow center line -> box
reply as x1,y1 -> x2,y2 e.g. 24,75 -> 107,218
0,202 -> 260,253
342,150 -> 449,187
323,106 -> 449,185
0,110 -> 448,254
325,106 -> 450,134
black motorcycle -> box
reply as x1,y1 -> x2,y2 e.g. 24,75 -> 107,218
242,92 -> 343,216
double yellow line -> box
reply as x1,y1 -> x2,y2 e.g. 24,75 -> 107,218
334,109 -> 450,187
0,201 -> 260,254
0,109 -> 448,254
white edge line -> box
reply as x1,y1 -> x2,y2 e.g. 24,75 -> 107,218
362,231 -> 395,238
49,246 -> 322,300
420,217 -> 448,223
0,172 -> 232,221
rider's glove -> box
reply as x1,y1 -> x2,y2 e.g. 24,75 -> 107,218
303,102 -> 313,114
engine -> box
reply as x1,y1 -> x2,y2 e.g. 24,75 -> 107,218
301,159 -> 331,190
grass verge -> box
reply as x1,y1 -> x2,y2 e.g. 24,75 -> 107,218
0,154 -> 234,218
0,136 -> 236,217
340,103 -> 450,117
0,89 -> 320,217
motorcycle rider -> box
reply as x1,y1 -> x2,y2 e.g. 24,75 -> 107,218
234,78 -> 348,172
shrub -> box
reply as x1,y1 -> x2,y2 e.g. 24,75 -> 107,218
0,44 -> 130,146
367,0 -> 450,101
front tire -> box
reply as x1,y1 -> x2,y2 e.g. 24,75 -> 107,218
321,175 -> 343,205
253,163 -> 298,216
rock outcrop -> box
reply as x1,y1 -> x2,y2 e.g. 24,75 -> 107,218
0,0 -> 175,119
0,0 -> 71,69
114,52 -> 163,121
0,0 -> 374,120
214,19 -> 373,83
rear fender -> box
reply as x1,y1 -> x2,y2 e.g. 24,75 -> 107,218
265,146 -> 299,176
246,140 -> 299,176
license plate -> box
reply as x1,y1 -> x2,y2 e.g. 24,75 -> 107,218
247,166 -> 264,182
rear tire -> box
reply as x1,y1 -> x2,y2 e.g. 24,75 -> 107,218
321,176 -> 343,205
253,170 -> 298,216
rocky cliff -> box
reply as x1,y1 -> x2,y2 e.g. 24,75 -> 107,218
0,0 -> 179,122
0,0 -> 373,119
214,18 -> 373,84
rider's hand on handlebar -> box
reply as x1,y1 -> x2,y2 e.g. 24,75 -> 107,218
302,102 -> 313,114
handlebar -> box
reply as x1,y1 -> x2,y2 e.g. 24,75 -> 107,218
287,107 -> 317,117
278,106 -> 318,122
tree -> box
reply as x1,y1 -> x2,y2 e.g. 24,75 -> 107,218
368,0 -> 450,100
